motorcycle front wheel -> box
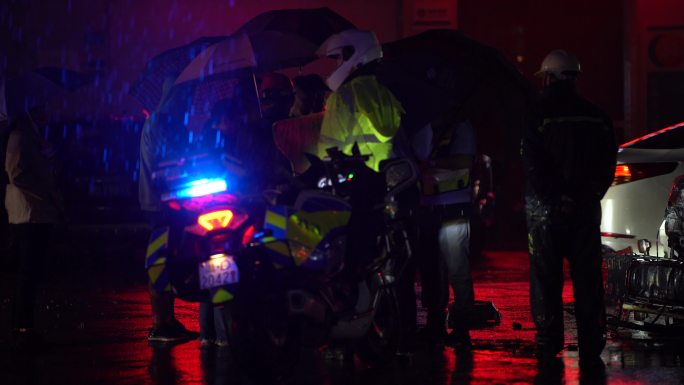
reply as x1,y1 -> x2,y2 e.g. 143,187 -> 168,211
354,286 -> 401,367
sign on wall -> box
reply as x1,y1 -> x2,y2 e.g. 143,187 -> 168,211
403,0 -> 458,37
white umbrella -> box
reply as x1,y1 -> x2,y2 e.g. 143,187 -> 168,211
174,33 -> 257,85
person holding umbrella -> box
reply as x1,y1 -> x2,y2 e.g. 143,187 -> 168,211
4,96 -> 64,349
3,67 -> 97,349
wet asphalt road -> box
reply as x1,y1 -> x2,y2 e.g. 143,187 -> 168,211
1,226 -> 683,385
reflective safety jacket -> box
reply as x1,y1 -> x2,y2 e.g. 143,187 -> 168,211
522,81 -> 617,206
317,74 -> 404,171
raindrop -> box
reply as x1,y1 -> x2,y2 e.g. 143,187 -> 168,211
188,131 -> 193,144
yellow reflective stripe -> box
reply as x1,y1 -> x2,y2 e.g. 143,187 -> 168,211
435,172 -> 470,193
148,265 -> 164,284
260,236 -> 277,243
212,288 -> 234,304
146,230 -> 169,258
318,133 -> 346,146
539,116 -> 606,132
356,134 -> 384,143
265,211 -> 287,230
151,257 -> 166,266
266,241 -> 290,256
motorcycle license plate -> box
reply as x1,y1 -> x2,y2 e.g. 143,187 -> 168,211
199,254 -> 239,290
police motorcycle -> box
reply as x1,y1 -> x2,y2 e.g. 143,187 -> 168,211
225,146 -> 418,380
145,145 -> 418,379
145,152 -> 261,307
604,178 -> 684,338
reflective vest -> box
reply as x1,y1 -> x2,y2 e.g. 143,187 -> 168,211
317,75 -> 404,171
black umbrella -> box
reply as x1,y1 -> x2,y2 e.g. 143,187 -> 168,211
130,36 -> 226,111
231,7 -> 355,72
377,29 -> 534,157
5,67 -> 94,119
235,7 -> 355,47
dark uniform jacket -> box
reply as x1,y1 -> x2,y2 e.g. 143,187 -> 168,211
522,81 -> 617,210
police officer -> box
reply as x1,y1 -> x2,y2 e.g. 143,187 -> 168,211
413,110 -> 477,350
139,77 -> 197,344
315,29 -> 404,172
522,50 -> 617,367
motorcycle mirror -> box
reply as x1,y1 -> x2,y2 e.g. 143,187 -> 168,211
380,158 -> 418,197
637,239 -> 651,256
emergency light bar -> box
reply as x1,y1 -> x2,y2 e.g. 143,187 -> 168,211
162,178 -> 228,201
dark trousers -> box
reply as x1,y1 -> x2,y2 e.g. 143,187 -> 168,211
11,223 -> 52,330
527,199 -> 606,357
144,210 -> 179,328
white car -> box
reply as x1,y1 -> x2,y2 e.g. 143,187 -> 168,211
600,122 -> 684,254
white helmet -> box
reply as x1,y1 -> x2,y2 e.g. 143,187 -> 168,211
318,29 -> 383,91
535,49 -> 581,80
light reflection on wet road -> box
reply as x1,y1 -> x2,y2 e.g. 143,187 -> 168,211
1,247 -> 682,384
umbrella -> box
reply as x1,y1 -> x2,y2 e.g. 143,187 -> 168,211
234,7 -> 355,48
58,84 -> 146,121
377,29 -> 534,157
173,34 -> 258,85
233,7 -> 355,72
169,8 -> 354,130
129,35 -> 226,111
170,34 -> 259,130
378,29 -> 534,218
5,67 -> 94,119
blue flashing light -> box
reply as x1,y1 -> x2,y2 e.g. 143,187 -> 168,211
175,178 -> 228,199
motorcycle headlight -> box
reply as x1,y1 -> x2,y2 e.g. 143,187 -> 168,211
306,236 -> 346,274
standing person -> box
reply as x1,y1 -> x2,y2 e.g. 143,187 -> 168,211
412,109 -> 476,351
139,77 -> 197,344
314,29 -> 404,172
5,104 -> 63,349
522,50 -> 617,367
1,77 -> 10,261
289,74 -> 328,118
258,72 -> 294,123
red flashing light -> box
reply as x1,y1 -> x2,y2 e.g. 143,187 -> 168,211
241,225 -> 255,246
167,201 -> 182,211
198,210 -> 234,231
